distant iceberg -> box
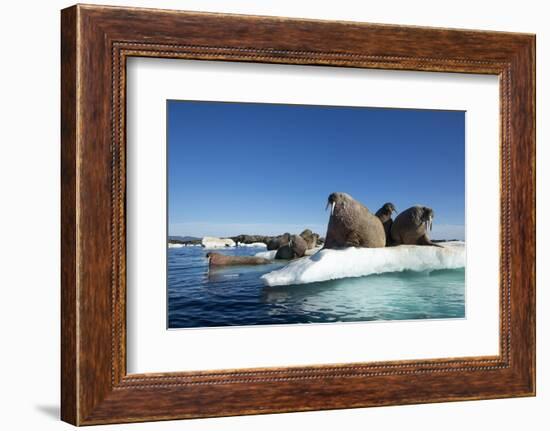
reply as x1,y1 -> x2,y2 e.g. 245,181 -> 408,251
238,242 -> 267,248
261,242 -> 465,287
168,243 -> 201,248
168,243 -> 184,248
201,236 -> 236,248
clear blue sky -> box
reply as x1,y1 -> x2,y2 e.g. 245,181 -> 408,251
168,100 -> 465,240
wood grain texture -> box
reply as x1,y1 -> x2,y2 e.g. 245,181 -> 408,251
60,5 -> 78,425
60,4 -> 536,425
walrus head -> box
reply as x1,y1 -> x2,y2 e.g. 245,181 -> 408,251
420,207 -> 435,231
381,202 -> 397,215
325,192 -> 353,216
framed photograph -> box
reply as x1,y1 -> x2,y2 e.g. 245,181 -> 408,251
61,4 -> 535,425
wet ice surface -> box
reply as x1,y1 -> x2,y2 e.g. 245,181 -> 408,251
262,242 -> 465,286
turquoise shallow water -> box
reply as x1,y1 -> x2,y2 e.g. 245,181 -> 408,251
168,246 -> 465,328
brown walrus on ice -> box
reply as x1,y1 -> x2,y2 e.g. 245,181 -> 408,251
206,252 -> 271,266
266,233 -> 291,251
299,229 -> 320,249
275,234 -> 308,260
375,202 -> 397,246
323,192 -> 386,249
390,205 -> 442,247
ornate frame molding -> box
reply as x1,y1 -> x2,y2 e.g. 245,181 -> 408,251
61,5 -> 535,425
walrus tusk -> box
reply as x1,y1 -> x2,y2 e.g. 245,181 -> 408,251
331,201 -> 335,216
429,219 -> 433,231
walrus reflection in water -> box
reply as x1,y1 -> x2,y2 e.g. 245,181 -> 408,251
323,192 -> 386,249
390,205 -> 442,247
206,252 -> 271,266
375,202 -> 397,246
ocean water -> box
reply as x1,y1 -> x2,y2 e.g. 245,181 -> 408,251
168,246 -> 465,328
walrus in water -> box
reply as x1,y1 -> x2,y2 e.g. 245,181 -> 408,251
206,252 -> 271,266
275,234 -> 308,260
375,202 -> 397,246
390,205 -> 442,247
323,192 -> 386,249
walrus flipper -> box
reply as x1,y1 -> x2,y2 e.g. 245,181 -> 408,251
345,231 -> 362,247
416,234 -> 443,247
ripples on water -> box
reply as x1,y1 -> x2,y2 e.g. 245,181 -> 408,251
168,247 -> 465,328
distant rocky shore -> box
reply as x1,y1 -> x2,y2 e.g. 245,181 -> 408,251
168,230 -> 325,259
168,234 -> 457,247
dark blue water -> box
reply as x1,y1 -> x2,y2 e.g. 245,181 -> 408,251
167,246 -> 465,328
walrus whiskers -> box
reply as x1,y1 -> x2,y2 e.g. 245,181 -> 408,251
391,205 -> 440,247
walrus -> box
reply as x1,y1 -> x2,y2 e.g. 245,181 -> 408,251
299,229 -> 320,250
231,234 -> 268,245
275,234 -> 308,260
323,192 -> 386,249
206,252 -> 271,266
390,205 -> 442,247
375,202 -> 397,246
267,233 -> 291,251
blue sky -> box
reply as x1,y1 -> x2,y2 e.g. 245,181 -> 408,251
168,100 -> 465,240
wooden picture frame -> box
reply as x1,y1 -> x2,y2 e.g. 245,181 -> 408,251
61,4 -> 535,425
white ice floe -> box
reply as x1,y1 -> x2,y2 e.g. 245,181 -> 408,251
255,245 -> 322,260
168,243 -> 184,248
261,242 -> 465,286
238,242 -> 267,248
304,245 -> 323,256
201,236 -> 236,248
255,250 -> 278,260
